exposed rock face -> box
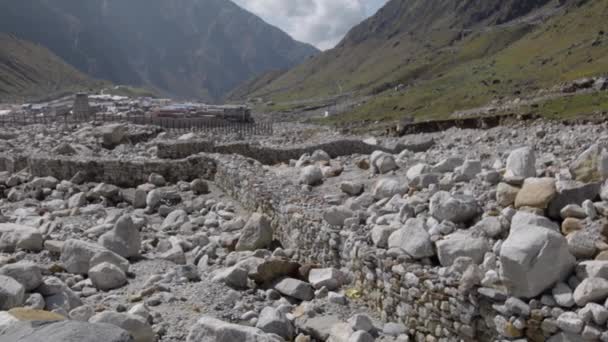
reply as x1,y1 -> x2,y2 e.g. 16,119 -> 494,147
500,224 -> 575,298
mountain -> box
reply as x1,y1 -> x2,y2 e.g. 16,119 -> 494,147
235,0 -> 608,122
0,0 -> 319,102
0,33 -> 101,102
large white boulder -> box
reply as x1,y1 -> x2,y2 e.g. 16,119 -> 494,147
0,223 -> 43,252
99,215 -> 141,258
387,218 -> 434,259
90,311 -> 155,342
505,146 -> 536,179
299,165 -> 323,186
188,316 -> 283,342
60,239 -> 108,275
436,232 -> 489,266
0,275 -> 25,310
500,224 -> 575,298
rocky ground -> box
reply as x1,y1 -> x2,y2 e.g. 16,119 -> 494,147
1,117 -> 608,342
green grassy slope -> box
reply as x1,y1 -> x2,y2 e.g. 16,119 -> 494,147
239,0 -> 608,123
0,33 -> 102,102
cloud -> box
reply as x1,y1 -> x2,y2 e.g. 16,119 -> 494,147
231,0 -> 387,50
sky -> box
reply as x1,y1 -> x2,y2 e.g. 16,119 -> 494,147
231,0 -> 389,50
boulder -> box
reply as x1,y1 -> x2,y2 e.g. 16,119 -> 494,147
212,266 -> 249,289
505,147 -> 536,179
456,159 -> 482,180
60,239 -> 108,275
99,215 -> 141,258
247,258 -> 300,284
429,191 -> 479,223
570,144 -> 608,182
90,311 -> 154,342
371,225 -> 398,248
370,151 -> 398,174
436,232 -> 489,266
68,193 -> 88,208
90,250 -> 130,273
500,224 -> 575,298
29,176 -> 59,190
573,277 -> 608,306
191,179 -> 210,195
308,268 -> 345,291
0,275 -> 25,310
256,307 -> 294,340
0,223 -> 43,252
511,211 -> 559,232
547,180 -> 600,219
0,262 -> 42,291
372,178 -> 408,200
274,278 -> 314,301
514,177 -> 556,209
235,214 -> 273,252
187,316 -> 283,342
340,182 -> 364,196
496,183 -> 520,207
0,320 -> 133,342
89,262 -> 128,291
299,165 -> 323,186
406,163 -> 430,181
387,218 -> 434,259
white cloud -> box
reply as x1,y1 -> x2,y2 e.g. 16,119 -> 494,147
231,0 -> 388,50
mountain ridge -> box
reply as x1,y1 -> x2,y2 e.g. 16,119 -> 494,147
0,0 -> 319,102
234,0 -> 608,123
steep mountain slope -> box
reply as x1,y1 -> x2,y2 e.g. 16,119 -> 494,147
0,0 -> 318,102
0,33 -> 100,102
238,0 -> 608,122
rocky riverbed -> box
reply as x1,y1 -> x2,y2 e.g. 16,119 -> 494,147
1,118 -> 608,342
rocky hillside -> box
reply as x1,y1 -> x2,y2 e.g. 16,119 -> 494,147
0,33 -> 101,102
236,0 -> 608,122
0,0 -> 318,102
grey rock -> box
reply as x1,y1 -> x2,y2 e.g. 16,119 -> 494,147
429,191 -> 479,223
308,268 -> 344,291
548,180 -> 600,219
0,262 -> 42,291
0,275 -> 25,310
505,147 -> 536,179
61,239 -> 108,275
99,215 -> 141,258
299,165 -> 323,186
274,278 -> 314,301
0,320 -> 133,342
370,151 -> 398,174
0,223 -> 43,252
235,213 -> 273,252
187,315 -> 283,342
387,218 -> 434,259
89,262 -> 128,291
436,232 -> 489,266
372,178 -> 408,200
90,311 -> 154,342
574,277 -> 608,306
256,306 -> 294,340
500,224 -> 575,298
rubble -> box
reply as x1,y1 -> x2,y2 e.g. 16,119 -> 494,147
0,115 -> 608,341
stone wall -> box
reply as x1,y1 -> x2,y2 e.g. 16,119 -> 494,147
157,139 -> 434,164
210,153 -> 500,341
25,154 -> 216,187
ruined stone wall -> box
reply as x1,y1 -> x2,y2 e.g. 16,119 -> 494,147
25,154 -> 216,187
210,153 -> 500,341
156,139 -> 434,164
